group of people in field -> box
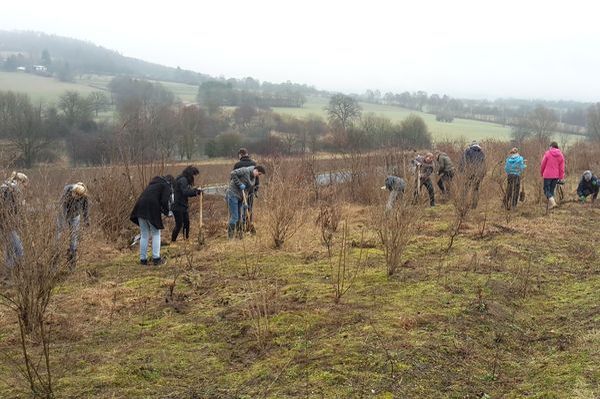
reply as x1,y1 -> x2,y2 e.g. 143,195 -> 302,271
2,141 -> 598,272
384,140 -> 598,211
1,173 -> 89,270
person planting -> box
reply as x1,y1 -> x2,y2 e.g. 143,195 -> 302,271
226,165 -> 266,239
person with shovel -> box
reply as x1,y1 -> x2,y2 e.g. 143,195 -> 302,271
130,175 -> 175,266
58,182 -> 89,269
540,141 -> 565,209
233,148 -> 260,233
411,152 -> 435,207
226,165 -> 266,239
504,147 -> 526,210
171,166 -> 202,243
577,170 -> 599,204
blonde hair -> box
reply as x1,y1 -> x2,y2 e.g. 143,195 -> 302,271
72,182 -> 87,196
9,171 -> 28,184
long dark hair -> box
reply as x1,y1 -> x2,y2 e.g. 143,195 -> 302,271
181,165 -> 200,185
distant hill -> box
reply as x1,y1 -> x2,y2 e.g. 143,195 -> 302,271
0,30 -> 211,85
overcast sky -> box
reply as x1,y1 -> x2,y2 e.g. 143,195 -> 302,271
2,0 -> 600,101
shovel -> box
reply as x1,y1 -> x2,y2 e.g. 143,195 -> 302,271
197,190 -> 205,247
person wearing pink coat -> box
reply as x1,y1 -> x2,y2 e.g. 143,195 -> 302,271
540,141 -> 565,208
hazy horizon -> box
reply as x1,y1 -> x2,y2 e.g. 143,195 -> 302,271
2,0 -> 600,102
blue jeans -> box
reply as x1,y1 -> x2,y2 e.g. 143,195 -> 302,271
227,191 -> 242,234
5,230 -> 24,268
543,178 -> 558,199
58,215 -> 81,255
139,217 -> 161,261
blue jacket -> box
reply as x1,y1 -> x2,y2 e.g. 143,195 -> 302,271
505,154 -> 526,176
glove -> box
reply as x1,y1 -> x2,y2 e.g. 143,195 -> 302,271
195,187 -> 203,194
557,179 -> 565,185
239,184 -> 246,190
168,211 -> 174,217
579,196 -> 586,203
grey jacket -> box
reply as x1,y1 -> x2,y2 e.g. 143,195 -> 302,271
437,153 -> 455,175
228,166 -> 257,200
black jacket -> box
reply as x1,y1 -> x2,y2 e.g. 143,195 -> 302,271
130,176 -> 173,230
173,175 -> 199,211
577,175 -> 600,198
234,156 -> 259,191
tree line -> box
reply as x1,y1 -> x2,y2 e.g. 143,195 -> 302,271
0,82 -> 433,167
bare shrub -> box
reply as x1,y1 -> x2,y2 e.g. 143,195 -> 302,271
315,188 -> 341,257
329,221 -> 367,303
0,202 -> 70,397
262,160 -> 309,249
447,163 -> 483,251
371,199 -> 421,277
244,280 -> 278,350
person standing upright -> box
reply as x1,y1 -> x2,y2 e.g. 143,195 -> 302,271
540,141 -> 565,209
504,148 -> 526,210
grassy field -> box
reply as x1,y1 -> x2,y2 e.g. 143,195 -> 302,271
274,96 -> 512,142
0,71 -> 513,141
0,171 -> 598,397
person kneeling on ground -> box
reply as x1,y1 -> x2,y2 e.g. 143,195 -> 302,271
226,165 -> 266,239
411,153 -> 435,207
382,176 -> 406,210
59,182 -> 89,269
130,175 -> 175,266
435,151 -> 455,197
577,170 -> 599,204
171,166 -> 201,242
504,147 -> 526,210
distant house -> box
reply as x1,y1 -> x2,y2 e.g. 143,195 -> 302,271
16,66 -> 26,72
33,65 -> 48,72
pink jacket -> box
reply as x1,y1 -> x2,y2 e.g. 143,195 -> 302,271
540,148 -> 565,179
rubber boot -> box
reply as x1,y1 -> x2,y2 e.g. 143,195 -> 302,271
548,197 -> 557,208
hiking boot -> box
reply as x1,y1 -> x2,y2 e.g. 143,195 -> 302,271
548,197 -> 557,208
227,225 -> 235,240
152,257 -> 166,266
140,259 -> 148,266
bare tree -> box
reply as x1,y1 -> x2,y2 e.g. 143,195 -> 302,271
586,103 -> 600,141
526,106 -> 558,143
325,94 -> 361,131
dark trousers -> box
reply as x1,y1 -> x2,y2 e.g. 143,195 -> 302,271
414,177 -> 435,206
543,178 -> 558,199
505,174 -> 521,209
437,172 -> 454,194
171,208 -> 190,241
236,193 -> 254,231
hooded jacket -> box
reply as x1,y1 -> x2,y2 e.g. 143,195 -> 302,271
460,145 -> 486,175
228,166 -> 257,200
540,148 -> 565,179
577,172 -> 599,198
130,176 -> 174,230
0,181 -> 21,230
234,156 -> 260,191
437,153 -> 455,175
385,176 -> 406,192
173,167 -> 199,211
505,154 -> 526,176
